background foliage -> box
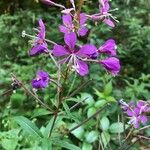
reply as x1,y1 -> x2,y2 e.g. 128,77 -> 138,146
0,0 -> 150,149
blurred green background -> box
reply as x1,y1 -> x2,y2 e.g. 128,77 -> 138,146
0,0 -> 150,149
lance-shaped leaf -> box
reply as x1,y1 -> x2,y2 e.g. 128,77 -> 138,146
13,116 -> 43,138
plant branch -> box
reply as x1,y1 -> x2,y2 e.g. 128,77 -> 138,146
68,79 -> 92,98
124,138 -> 139,150
69,103 -> 109,132
11,73 -> 53,112
48,65 -> 62,137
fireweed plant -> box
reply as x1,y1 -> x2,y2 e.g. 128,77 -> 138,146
12,0 -> 150,149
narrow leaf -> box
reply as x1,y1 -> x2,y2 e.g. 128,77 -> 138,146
13,116 -> 43,138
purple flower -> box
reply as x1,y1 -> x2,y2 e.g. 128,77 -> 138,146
119,99 -> 135,111
98,39 -> 117,56
136,100 -> 150,113
52,32 -> 97,76
100,57 -> 120,76
100,0 -> 115,27
90,0 -> 115,27
29,19 -> 48,56
127,108 -> 148,128
31,70 -> 50,89
120,100 -> 150,128
59,13 -> 88,37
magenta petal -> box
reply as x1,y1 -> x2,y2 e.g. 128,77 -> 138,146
37,70 -> 49,79
59,25 -> 68,34
39,19 -> 45,31
126,110 -> 134,117
64,32 -> 77,49
78,27 -> 88,36
79,13 -> 87,25
53,44 -> 69,56
100,57 -> 121,76
62,14 -> 73,26
29,43 -> 48,56
99,39 -> 117,56
140,115 -> 148,124
103,18 -> 115,27
145,106 -> 150,112
32,79 -> 44,89
38,19 -> 45,39
75,60 -> 89,76
133,108 -> 140,116
77,44 -> 97,57
32,79 -> 48,89
32,70 -> 50,89
101,1 -> 110,13
137,100 -> 145,108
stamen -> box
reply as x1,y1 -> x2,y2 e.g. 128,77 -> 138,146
22,30 -> 36,39
108,8 -> 119,12
21,30 -> 57,45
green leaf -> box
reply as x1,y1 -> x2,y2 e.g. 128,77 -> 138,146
94,100 -> 107,108
70,123 -> 84,140
13,116 -> 43,138
86,131 -> 99,143
109,122 -> 128,133
94,88 -> 105,99
62,102 -> 79,123
32,108 -> 50,118
41,138 -> 52,150
106,96 -> 116,102
100,117 -> 110,131
1,139 -> 18,150
82,142 -> 92,150
43,116 -> 64,138
87,107 -> 97,118
81,93 -> 95,106
32,108 -> 51,118
104,81 -> 112,96
101,131 -> 110,147
52,139 -> 81,150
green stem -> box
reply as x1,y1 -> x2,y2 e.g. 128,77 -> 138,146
67,72 -> 77,96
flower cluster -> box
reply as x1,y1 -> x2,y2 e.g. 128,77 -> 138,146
25,0 -> 121,89
119,99 -> 150,128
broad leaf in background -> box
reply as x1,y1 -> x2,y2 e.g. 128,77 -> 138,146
104,81 -> 112,96
109,122 -> 129,133
70,123 -> 85,140
82,142 -> 92,150
100,116 -> 110,131
13,116 -> 43,138
85,130 -> 99,143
